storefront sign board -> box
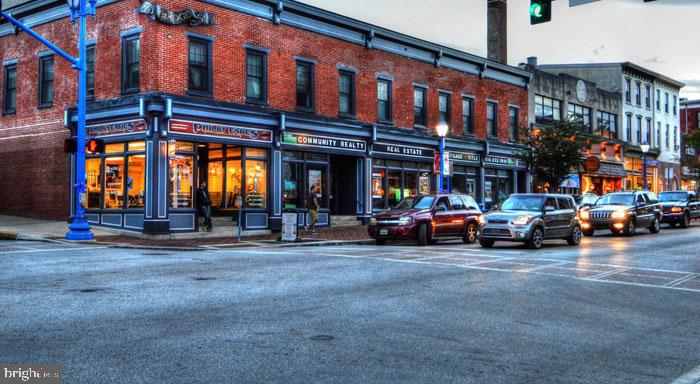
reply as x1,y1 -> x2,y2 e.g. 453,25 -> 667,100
449,151 -> 480,163
485,155 -> 516,167
283,132 -> 366,152
583,156 -> 601,173
373,143 -> 433,158
169,120 -> 273,143
281,212 -> 298,242
87,119 -> 147,137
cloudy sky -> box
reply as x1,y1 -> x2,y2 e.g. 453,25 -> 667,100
300,0 -> 700,99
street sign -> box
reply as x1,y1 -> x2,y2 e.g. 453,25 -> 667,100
569,0 -> 601,6
645,160 -> 659,167
443,151 -> 450,176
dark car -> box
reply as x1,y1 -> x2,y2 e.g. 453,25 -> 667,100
367,194 -> 482,246
578,191 -> 661,237
659,190 -> 700,228
574,193 -> 599,209
478,194 -> 582,250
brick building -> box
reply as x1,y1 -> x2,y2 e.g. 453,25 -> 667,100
0,0 -> 530,234
680,99 -> 700,191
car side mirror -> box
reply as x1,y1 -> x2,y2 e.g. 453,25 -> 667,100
544,206 -> 556,213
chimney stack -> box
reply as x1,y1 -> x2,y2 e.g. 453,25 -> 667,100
527,56 -> 538,68
487,0 -> 508,65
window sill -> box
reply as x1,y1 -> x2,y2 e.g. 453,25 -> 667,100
296,107 -> 316,114
377,119 -> 393,126
414,124 -> 427,130
1,110 -> 16,116
186,90 -> 213,98
121,88 -> 140,96
38,103 -> 53,110
245,98 -> 269,106
338,113 -> 356,120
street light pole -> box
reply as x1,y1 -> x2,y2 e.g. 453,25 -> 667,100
436,122 -> 449,193
1,0 -> 95,240
641,142 -> 650,191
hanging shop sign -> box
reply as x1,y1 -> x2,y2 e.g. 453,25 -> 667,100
87,119 -> 147,137
283,132 -> 366,152
372,143 -> 433,159
449,151 -> 480,163
485,155 -> 516,167
168,120 -> 272,143
137,0 -> 214,26
583,156 -> 601,173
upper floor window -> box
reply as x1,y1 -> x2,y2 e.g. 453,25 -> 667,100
567,103 -> 592,132
86,45 -> 95,101
509,106 -> 519,142
296,61 -> 314,111
38,55 -> 54,108
626,114 -> 632,142
438,92 -> 450,126
634,81 -> 641,105
664,92 -> 669,113
644,85 -> 651,108
657,122 -> 662,148
656,89 -> 661,111
188,38 -> 212,96
462,97 -> 473,135
246,49 -> 267,104
673,95 -> 677,115
665,124 -> 670,149
2,64 -> 16,115
625,78 -> 631,103
534,95 -> 561,122
413,86 -> 427,128
486,102 -> 497,137
338,70 -> 355,117
674,126 -> 678,148
596,111 -> 617,137
121,34 -> 140,94
377,79 -> 392,123
635,115 -> 642,144
645,118 -> 652,145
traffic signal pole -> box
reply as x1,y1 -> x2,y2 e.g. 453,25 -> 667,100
1,0 -> 96,241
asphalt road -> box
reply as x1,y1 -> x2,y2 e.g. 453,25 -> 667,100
1,225 -> 699,383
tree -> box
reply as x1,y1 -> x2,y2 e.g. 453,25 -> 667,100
518,120 -> 591,193
682,130 -> 700,177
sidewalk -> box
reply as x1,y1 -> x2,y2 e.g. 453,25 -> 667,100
0,215 -> 371,249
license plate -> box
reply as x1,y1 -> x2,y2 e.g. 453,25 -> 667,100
379,228 -> 388,236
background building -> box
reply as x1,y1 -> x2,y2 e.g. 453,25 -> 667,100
680,98 -> 700,191
0,0 -> 530,234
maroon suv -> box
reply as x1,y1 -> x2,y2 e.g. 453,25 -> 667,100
367,194 -> 482,246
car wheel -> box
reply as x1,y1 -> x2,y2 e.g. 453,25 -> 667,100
624,219 -> 636,237
527,227 -> 544,250
417,223 -> 428,246
680,213 -> 690,228
649,216 -> 661,234
463,222 -> 478,244
582,228 -> 595,237
479,238 -> 495,248
567,225 -> 582,246
375,238 -> 386,246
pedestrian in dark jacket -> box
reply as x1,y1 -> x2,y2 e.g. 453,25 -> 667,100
305,185 -> 319,234
197,181 -> 213,232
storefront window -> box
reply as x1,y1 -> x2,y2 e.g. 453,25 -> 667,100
127,155 -> 145,208
208,161 -> 224,207
128,141 -> 145,152
246,159 -> 267,208
283,162 -> 303,209
85,158 -> 102,209
226,160 -> 243,208
388,169 -> 401,208
372,170 -> 385,209
307,164 -> 326,208
169,143 -> 194,208
405,172 -> 417,198
104,156 -> 124,209
105,143 -> 124,153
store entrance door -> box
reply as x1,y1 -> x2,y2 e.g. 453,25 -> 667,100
330,155 -> 358,215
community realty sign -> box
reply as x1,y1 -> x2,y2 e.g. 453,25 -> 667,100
283,132 -> 366,152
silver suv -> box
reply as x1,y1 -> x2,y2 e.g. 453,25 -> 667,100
479,194 -> 582,249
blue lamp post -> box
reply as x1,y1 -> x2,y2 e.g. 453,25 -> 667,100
1,0 -> 96,240
436,121 -> 449,193
641,141 -> 650,191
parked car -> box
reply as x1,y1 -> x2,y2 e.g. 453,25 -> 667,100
367,194 -> 482,246
659,190 -> 700,228
478,194 -> 582,250
578,191 -> 661,237
574,193 -> 599,209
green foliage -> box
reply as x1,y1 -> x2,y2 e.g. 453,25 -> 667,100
518,120 -> 591,192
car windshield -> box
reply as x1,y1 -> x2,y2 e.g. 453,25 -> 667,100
581,195 -> 599,205
596,194 -> 635,206
659,192 -> 687,202
395,196 -> 435,210
500,196 -> 545,212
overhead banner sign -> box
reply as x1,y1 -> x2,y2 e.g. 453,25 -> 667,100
137,0 -> 214,26
87,119 -> 147,137
283,132 -> 366,152
169,120 -> 272,143
373,143 -> 433,158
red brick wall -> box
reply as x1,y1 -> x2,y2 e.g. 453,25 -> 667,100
681,107 -> 700,134
0,0 -> 528,219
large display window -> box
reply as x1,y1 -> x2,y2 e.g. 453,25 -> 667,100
485,169 -> 512,209
372,159 -> 432,210
169,141 -> 195,208
84,140 -> 146,210
282,151 -> 328,210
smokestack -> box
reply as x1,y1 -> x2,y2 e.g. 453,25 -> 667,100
487,0 -> 508,65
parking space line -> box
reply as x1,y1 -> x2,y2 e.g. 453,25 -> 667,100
523,260 -> 570,273
665,273 -> 700,287
587,267 -> 631,280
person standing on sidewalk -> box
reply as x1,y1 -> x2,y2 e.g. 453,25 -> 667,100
197,181 -> 213,232
305,185 -> 319,234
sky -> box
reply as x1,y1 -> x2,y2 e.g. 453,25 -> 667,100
300,0 -> 700,100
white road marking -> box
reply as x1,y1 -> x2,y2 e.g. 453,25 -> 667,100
665,273 -> 700,287
523,260 -> 571,273
588,267 -> 631,280
670,362 -> 700,384
0,246 -> 108,255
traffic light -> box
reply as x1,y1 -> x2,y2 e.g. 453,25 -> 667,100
87,138 -> 105,154
64,137 -> 77,154
530,0 -> 552,25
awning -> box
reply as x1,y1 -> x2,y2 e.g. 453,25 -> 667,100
585,161 -> 626,178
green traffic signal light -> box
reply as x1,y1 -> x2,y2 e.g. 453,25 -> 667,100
530,0 -> 551,25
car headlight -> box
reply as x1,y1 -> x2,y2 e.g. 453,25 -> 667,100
398,216 -> 413,226
369,217 -> 377,225
478,215 -> 487,225
671,207 -> 683,213
611,210 -> 627,219
511,216 -> 533,226
579,210 -> 590,220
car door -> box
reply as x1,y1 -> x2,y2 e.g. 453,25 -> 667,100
542,197 -> 560,238
556,197 -> 577,237
635,194 -> 650,226
449,195 -> 468,235
433,197 -> 453,236
689,193 -> 700,219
